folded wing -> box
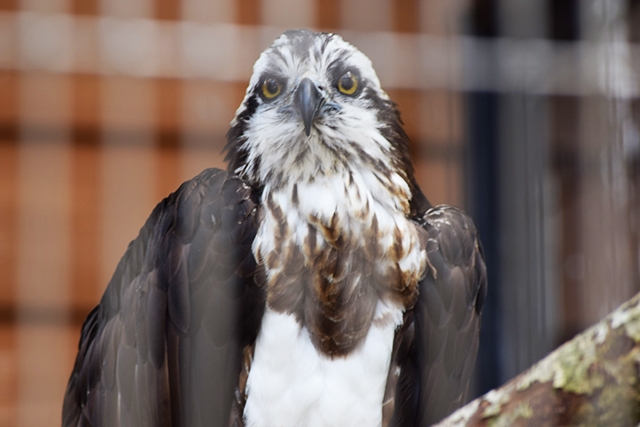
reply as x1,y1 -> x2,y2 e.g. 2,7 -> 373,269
388,205 -> 487,426
62,168 -> 263,427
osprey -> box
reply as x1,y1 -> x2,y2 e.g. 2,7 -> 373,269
63,30 -> 487,427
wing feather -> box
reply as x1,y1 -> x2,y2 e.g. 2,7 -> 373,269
62,168 -> 263,427
389,205 -> 487,427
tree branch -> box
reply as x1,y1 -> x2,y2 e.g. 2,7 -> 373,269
434,292 -> 640,426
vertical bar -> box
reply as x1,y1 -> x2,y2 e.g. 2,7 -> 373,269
340,0 -> 393,31
100,76 -> 156,286
0,70 -> 18,427
72,0 -> 98,16
394,0 -> 418,33
548,0 -> 582,344
71,74 -> 101,316
551,95 -> 582,340
0,0 -> 16,11
497,93 -> 557,375
155,0 -> 180,20
316,0 -> 340,30
414,88 -> 465,208
577,0 -> 638,326
237,0 -> 260,26
17,72 -> 73,427
464,0 -> 500,396
181,80 -> 237,181
261,0 -> 313,28
418,0 -> 461,34
99,0 -> 151,18
19,0 -> 68,13
156,78 -> 182,200
0,322 -> 17,425
466,90 -> 500,393
0,71 -> 18,321
495,0 -> 558,384
182,0 -> 234,23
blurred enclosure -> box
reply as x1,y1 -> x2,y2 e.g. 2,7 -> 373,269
0,0 -> 639,425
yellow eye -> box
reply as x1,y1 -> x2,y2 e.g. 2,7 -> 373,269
337,71 -> 358,95
262,79 -> 282,99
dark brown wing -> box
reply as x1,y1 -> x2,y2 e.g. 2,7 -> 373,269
62,168 -> 263,427
388,205 -> 487,427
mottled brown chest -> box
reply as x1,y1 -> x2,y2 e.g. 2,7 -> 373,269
254,189 -> 426,357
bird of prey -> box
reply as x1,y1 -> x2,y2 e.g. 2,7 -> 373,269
63,29 -> 487,427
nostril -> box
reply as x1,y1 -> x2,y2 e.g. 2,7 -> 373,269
322,103 -> 341,114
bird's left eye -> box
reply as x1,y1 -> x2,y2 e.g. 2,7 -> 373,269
261,79 -> 282,99
337,71 -> 358,95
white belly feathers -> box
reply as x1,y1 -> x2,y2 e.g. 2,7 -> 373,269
244,301 -> 403,427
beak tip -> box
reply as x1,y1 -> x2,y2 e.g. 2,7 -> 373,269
295,78 -> 322,138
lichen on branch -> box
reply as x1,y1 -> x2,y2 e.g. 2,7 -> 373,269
435,292 -> 640,427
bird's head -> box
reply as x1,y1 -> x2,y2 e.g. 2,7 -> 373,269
225,30 -> 422,209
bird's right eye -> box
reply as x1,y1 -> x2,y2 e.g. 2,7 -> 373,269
261,79 -> 282,100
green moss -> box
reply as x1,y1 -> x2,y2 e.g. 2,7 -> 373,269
486,402 -> 532,427
517,322 -> 608,395
554,349 -> 604,394
481,389 -> 510,418
598,383 -> 621,408
611,296 -> 640,343
474,294 -> 640,427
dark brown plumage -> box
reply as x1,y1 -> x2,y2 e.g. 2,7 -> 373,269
63,170 -> 264,426
63,30 -> 487,427
387,206 -> 487,426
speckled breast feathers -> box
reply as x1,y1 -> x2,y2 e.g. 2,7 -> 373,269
225,30 -> 429,357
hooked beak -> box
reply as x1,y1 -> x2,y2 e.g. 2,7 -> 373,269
294,78 -> 323,136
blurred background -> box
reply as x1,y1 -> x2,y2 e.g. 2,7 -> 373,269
0,0 -> 639,425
